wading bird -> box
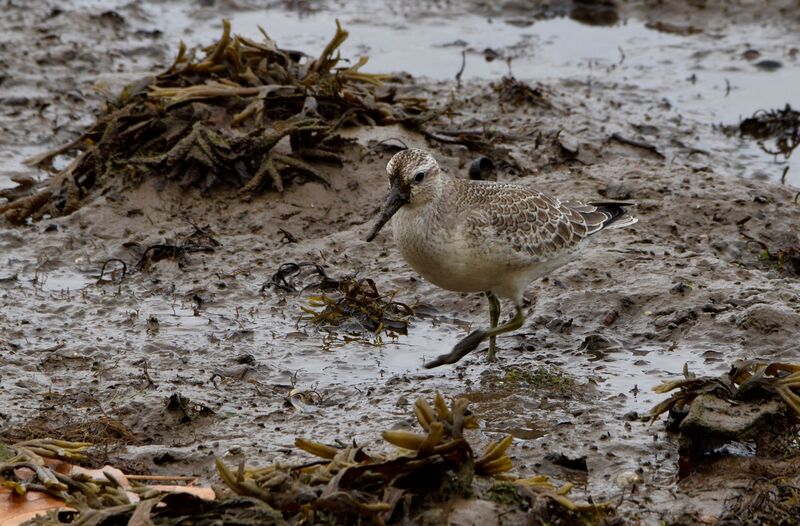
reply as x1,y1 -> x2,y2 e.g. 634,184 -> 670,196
366,149 -> 636,368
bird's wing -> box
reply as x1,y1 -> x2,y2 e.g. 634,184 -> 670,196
459,183 -> 630,262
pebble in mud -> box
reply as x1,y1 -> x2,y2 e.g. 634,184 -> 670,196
753,59 -> 783,71
736,303 -> 800,333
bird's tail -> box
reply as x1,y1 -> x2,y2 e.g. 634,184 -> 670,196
569,201 -> 638,235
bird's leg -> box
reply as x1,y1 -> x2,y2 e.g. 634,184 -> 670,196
425,305 -> 525,368
486,291 -> 501,362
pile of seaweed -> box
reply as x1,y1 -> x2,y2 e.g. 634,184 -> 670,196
651,361 -> 800,477
0,438 -> 131,506
268,262 -> 413,339
740,228 -> 800,277
302,277 -> 413,338
718,478 -> 800,526
738,104 -> 799,161
493,76 -> 551,109
650,361 -> 800,420
0,19 -> 430,224
5,394 -> 614,525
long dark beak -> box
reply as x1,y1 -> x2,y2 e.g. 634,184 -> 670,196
366,186 -> 409,242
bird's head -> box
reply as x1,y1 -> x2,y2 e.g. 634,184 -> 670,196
366,149 -> 442,241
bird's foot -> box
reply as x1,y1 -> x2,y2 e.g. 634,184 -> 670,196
487,335 -> 497,362
424,329 -> 488,368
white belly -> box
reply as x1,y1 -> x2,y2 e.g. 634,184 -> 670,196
391,205 -> 578,302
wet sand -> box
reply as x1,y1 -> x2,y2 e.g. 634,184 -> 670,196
1,1 -> 800,524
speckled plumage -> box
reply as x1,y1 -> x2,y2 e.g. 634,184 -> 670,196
367,148 -> 637,365
383,149 -> 636,303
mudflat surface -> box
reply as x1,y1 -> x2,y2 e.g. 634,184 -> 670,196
1,1 -> 800,524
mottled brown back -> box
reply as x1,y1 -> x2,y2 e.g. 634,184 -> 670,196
449,178 -> 634,262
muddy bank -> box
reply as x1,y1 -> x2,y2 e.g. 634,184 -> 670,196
3,0 -> 799,190
2,1 -> 800,524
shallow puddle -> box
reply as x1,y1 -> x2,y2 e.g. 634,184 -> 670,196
151,2 -> 799,185
1,1 -> 797,187
135,285 -> 464,388
591,342 -> 721,412
247,318 -> 459,386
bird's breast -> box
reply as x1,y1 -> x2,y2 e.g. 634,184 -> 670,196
391,206 -> 497,293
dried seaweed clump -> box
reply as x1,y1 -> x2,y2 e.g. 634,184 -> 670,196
266,262 -> 413,339
216,393 -> 606,524
650,361 -> 800,420
739,104 -> 799,159
718,478 -> 800,526
0,438 -> 128,507
0,19 -> 430,224
134,224 -> 221,271
8,396 -> 611,526
493,76 -> 551,109
742,230 -> 800,277
302,277 -> 413,338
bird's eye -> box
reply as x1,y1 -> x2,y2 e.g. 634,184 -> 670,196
414,171 -> 425,183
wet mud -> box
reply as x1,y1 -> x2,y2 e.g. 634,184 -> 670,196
2,1 -> 800,524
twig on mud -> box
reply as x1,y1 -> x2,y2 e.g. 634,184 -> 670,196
135,225 -> 220,271
125,474 -> 199,483
97,258 -> 128,284
739,105 -> 800,160
609,133 -> 665,159
278,227 -> 298,243
266,262 -> 335,292
141,360 -> 156,388
455,49 -> 466,89
367,137 -> 409,154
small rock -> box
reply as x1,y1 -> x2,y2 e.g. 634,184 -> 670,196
736,304 -> 800,334
146,315 -> 159,334
754,59 -> 782,71
153,450 -> 179,464
602,309 -> 619,326
545,451 -> 588,471
546,317 -> 573,333
483,48 -> 500,62
557,132 -> 580,157
446,498 -> 503,526
742,49 -> 760,61
570,0 -> 619,26
468,157 -> 496,181
679,394 -> 786,464
579,334 -> 621,352
213,364 -> 256,380
599,182 -> 631,200
235,353 -> 256,365
670,282 -> 690,295
615,471 -> 641,489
